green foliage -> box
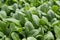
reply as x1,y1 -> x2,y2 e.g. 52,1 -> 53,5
0,0 -> 60,40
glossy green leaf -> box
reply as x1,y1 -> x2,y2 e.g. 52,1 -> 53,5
27,37 -> 37,40
25,20 -> 34,31
3,18 -> 21,26
11,32 -> 20,40
32,15 -> 40,27
44,31 -> 54,40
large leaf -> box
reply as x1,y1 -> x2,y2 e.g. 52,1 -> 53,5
0,10 -> 7,18
3,18 -> 21,26
0,20 -> 7,33
54,25 -> 60,39
29,29 -> 40,37
5,37 -> 11,40
44,31 -> 54,40
10,23 -> 22,32
27,37 -> 37,40
32,15 -> 40,27
25,20 -> 34,31
11,32 -> 20,40
25,11 -> 32,22
0,32 -> 5,40
13,12 -> 25,26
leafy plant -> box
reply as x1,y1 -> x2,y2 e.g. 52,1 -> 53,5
0,0 -> 60,40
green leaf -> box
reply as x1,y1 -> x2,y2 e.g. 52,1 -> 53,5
54,25 -> 60,39
3,18 -> 21,26
47,9 -> 56,21
10,23 -> 22,32
22,38 -> 26,40
25,20 -> 34,31
13,12 -> 25,26
56,1 -> 60,6
32,15 -> 40,27
40,16 -> 51,27
39,3 -> 49,13
5,37 -> 11,40
11,32 -> 20,40
44,31 -> 54,40
1,4 -> 10,14
29,29 -> 40,37
25,11 -> 32,22
13,0 -> 18,2
0,20 -> 7,33
27,37 -> 37,40
24,3 -> 30,10
51,5 -> 59,12
0,32 -> 4,38
56,38 -> 60,40
0,32 -> 5,40
0,10 -> 7,18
